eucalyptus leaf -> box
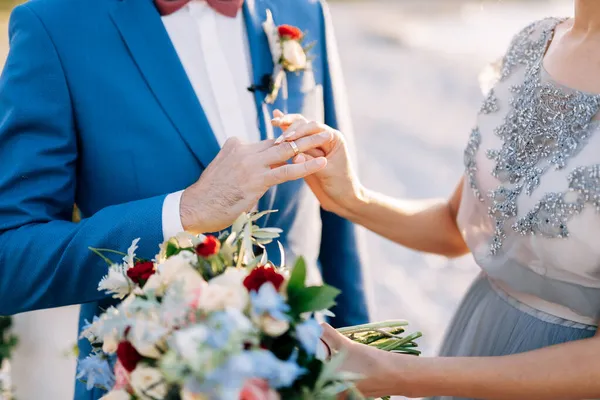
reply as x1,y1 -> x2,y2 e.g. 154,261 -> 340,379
249,209 -> 278,223
315,351 -> 347,390
251,231 -> 281,240
253,227 -> 283,234
278,241 -> 286,268
242,221 -> 254,261
231,213 -> 247,236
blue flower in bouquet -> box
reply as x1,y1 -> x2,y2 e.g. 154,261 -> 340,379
206,308 -> 253,349
295,318 -> 323,355
191,352 -> 255,398
250,282 -> 290,321
76,354 -> 115,391
250,349 -> 305,389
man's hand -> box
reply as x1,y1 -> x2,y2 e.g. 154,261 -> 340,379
180,134 -> 332,234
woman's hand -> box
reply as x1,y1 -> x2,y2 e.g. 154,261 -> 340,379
271,111 -> 364,217
321,324 -> 412,398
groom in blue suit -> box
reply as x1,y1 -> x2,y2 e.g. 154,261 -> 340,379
0,0 -> 370,397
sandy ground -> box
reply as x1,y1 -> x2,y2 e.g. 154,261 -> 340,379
0,0 -> 572,398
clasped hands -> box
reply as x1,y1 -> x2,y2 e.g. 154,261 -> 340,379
180,110 -> 361,234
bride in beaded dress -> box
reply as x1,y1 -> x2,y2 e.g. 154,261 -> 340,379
271,1 -> 600,398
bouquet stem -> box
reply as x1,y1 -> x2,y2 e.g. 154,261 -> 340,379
340,320 -> 422,356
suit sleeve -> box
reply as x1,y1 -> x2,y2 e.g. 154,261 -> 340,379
317,0 -> 372,327
0,5 -> 166,315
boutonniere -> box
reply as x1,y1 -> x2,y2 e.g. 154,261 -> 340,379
261,10 -> 314,104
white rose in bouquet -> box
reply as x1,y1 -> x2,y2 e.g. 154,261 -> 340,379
197,268 -> 249,312
130,365 -> 168,400
100,389 -> 131,400
157,252 -> 206,295
258,315 -> 289,337
102,332 -> 119,354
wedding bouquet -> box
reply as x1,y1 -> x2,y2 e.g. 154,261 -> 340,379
78,211 -> 420,400
0,316 -> 17,400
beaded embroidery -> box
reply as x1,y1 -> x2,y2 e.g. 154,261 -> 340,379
464,128 -> 483,202
480,89 -> 499,114
464,18 -> 600,254
513,165 -> 600,238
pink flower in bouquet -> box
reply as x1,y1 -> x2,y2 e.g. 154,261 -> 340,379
195,235 -> 221,258
240,379 -> 280,400
243,265 -> 285,292
112,360 -> 131,391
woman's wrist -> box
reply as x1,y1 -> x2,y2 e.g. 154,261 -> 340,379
339,184 -> 371,220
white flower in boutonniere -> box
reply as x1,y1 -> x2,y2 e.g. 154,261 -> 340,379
262,10 -> 313,103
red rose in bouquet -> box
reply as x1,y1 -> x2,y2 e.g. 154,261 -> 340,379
243,265 -> 285,292
195,235 -> 221,258
116,341 -> 142,372
126,260 -> 155,284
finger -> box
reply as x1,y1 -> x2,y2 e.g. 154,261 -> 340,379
304,148 -> 326,158
248,138 -> 277,152
265,157 -> 327,186
261,131 -> 333,165
271,113 -> 307,131
293,153 -> 308,164
320,323 -> 351,352
292,151 -> 325,164
274,119 -> 309,144
280,121 -> 328,143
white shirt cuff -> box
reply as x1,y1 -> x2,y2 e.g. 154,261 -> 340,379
162,190 -> 185,240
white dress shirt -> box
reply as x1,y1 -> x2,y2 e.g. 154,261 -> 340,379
160,1 -> 261,239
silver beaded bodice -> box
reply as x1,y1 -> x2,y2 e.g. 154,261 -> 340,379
458,18 -> 600,323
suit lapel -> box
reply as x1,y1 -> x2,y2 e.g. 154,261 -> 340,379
109,0 -> 221,169
244,0 -> 287,225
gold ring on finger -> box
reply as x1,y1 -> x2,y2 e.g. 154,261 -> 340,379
289,140 -> 300,157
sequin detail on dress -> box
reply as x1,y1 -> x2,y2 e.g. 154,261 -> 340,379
513,165 -> 600,238
464,128 -> 483,202
499,18 -> 565,81
480,89 -> 499,114
465,18 -> 600,254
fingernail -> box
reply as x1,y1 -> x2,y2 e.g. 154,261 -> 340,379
295,154 -> 306,163
314,157 -> 327,167
274,136 -> 284,144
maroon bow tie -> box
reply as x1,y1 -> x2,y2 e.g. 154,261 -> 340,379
155,0 -> 244,18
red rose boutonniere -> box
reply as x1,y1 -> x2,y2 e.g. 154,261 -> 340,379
262,10 -> 314,103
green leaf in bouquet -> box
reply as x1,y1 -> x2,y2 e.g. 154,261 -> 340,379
288,285 -> 341,315
287,257 -> 307,294
286,258 -> 341,315
165,239 -> 180,258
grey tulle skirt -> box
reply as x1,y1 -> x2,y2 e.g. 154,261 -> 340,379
428,274 -> 596,400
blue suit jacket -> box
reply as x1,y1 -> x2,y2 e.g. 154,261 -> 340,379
0,0 -> 370,397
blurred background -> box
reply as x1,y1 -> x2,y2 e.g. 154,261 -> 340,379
0,0 -> 572,398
